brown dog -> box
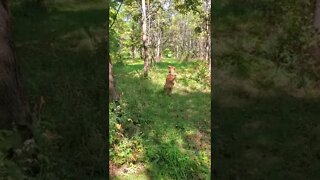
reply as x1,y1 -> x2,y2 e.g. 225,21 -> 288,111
164,66 -> 176,95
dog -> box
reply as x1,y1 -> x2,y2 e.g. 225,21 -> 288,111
164,66 -> 176,95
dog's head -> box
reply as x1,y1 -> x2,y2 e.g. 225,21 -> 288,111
168,66 -> 176,74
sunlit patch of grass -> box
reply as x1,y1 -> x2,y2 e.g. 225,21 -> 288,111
110,58 -> 211,179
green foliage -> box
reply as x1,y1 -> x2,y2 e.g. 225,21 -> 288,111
110,28 -> 121,61
275,1 -> 317,76
187,61 -> 211,87
164,48 -> 173,58
194,26 -> 202,34
215,0 -> 319,89
145,141 -> 209,179
174,0 -> 202,15
0,160 -> 26,180
110,0 -> 141,62
109,102 -> 144,166
0,130 -> 26,179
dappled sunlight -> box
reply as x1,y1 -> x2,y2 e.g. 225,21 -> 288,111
110,58 -> 211,179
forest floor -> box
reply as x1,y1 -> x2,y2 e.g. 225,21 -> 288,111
110,58 -> 211,179
11,1 -> 107,179
213,2 -> 320,179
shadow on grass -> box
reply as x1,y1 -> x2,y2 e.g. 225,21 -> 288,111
111,63 -> 211,179
213,82 -> 320,179
12,3 -> 107,179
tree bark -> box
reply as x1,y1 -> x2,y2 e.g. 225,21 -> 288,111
108,62 -> 119,102
107,0 -> 119,102
130,24 -> 136,59
205,0 -> 211,70
156,13 -> 161,61
315,0 -> 320,31
0,0 -> 32,139
142,0 -> 149,77
131,45 -> 136,59
176,45 -> 179,59
310,0 -> 320,77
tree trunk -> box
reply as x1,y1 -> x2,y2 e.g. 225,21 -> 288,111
108,62 -> 119,102
131,45 -> 136,59
130,23 -> 136,59
107,0 -> 119,102
205,19 -> 210,66
0,0 -> 33,139
315,0 -> 320,31
309,0 -> 320,77
209,10 -> 212,73
0,2 -> 40,176
205,0 -> 211,70
140,46 -> 143,59
176,45 -> 179,59
142,0 -> 149,77
156,13 -> 161,61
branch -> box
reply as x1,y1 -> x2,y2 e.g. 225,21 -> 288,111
109,0 -> 124,29
136,0 -> 143,13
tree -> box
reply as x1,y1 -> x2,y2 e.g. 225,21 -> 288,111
109,62 -> 120,102
315,0 -> 320,31
0,0 -> 33,141
141,0 -> 149,77
0,1 -> 39,177
311,0 -> 320,78
108,0 -> 120,102
111,0 -> 210,68
204,0 -> 211,70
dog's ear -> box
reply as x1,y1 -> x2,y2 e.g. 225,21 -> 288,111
168,66 -> 171,68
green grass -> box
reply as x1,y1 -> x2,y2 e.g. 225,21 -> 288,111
213,1 -> 320,179
109,58 -> 211,179
10,1 -> 107,179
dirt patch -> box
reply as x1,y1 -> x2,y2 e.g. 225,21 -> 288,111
110,163 -> 146,178
185,130 -> 210,150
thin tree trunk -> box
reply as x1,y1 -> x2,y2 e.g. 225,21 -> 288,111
176,45 -> 179,59
142,0 -> 149,77
108,62 -> 119,102
156,13 -> 161,61
107,0 -> 119,102
210,4 -> 213,73
311,0 -> 320,77
315,0 -> 320,31
140,46 -> 143,59
204,39 -> 207,60
205,0 -> 211,69
205,21 -> 209,63
131,23 -> 136,59
208,16 -> 211,71
131,46 -> 136,59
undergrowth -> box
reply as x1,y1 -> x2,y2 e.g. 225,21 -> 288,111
1,1 -> 108,179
